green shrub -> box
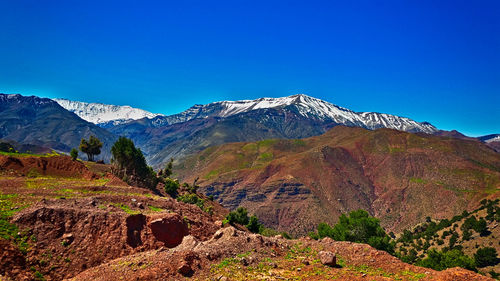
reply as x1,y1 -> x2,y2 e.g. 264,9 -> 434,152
246,215 -> 263,233
417,249 -> 476,271
474,247 -> 499,267
225,207 -> 265,234
164,178 -> 179,197
314,209 -> 394,254
177,193 -> 204,209
226,207 -> 249,226
70,148 -> 78,161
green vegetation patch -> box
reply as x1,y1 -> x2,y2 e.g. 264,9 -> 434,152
257,152 -> 273,162
110,203 -> 141,215
0,193 -> 30,253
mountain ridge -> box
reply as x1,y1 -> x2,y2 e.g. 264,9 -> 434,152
53,98 -> 163,126
176,125 -> 500,236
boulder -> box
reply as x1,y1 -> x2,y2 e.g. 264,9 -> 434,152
149,213 -> 188,247
318,250 -> 336,267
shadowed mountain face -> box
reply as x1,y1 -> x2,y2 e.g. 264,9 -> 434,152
107,94 -> 439,167
0,94 -> 116,160
176,126 -> 500,236
109,107 -> 340,168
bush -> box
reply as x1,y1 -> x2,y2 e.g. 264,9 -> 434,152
226,207 -> 249,226
474,247 -> 499,267
70,148 -> 78,161
246,215 -> 263,233
177,193 -> 205,209
225,207 -> 265,234
314,209 -> 394,254
417,249 -> 476,271
0,142 -> 16,153
164,178 -> 179,197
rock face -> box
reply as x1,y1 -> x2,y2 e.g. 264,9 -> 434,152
71,231 -> 492,281
7,198 -> 219,280
178,126 -> 500,235
318,251 -> 336,267
149,213 -> 189,247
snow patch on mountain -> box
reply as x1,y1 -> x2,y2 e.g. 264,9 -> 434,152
479,134 -> 500,143
160,94 -> 438,133
53,98 -> 163,125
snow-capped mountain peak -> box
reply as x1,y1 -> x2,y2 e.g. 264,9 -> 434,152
163,94 -> 438,134
53,98 -> 163,126
54,94 -> 438,134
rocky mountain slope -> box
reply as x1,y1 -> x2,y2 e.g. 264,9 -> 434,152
395,199 -> 500,278
0,153 -> 492,280
109,94 -> 438,166
53,98 -> 163,127
176,126 -> 500,236
0,94 -> 116,160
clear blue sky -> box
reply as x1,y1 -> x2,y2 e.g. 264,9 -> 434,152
0,0 -> 498,136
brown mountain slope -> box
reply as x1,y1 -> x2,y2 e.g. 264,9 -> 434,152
176,126 -> 500,236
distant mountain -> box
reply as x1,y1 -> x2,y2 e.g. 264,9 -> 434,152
0,94 -> 116,160
176,126 -> 500,236
479,134 -> 500,143
109,94 -> 438,166
479,134 -> 500,152
123,94 -> 438,133
53,98 -> 163,127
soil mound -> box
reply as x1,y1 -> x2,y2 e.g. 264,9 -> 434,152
0,155 -> 96,178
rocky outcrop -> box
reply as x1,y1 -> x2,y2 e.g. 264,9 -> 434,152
8,197 -> 219,280
71,229 -> 493,281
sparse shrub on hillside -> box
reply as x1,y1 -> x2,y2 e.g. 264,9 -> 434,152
417,249 -> 476,272
400,248 -> 418,264
177,193 -> 205,209
489,270 -> 500,279
79,135 -> 102,161
225,207 -> 267,234
164,178 -> 179,197
313,209 -> 395,254
449,232 -> 458,248
158,157 -> 174,178
70,148 -> 78,161
226,207 -> 249,226
111,137 -> 158,189
246,215 -> 263,233
0,142 -> 16,153
462,229 -> 472,241
474,247 -> 499,267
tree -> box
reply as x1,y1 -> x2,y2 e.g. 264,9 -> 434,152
163,158 -> 173,178
226,207 -> 249,226
417,249 -> 476,271
70,148 -> 78,161
0,142 -> 16,153
474,247 -> 499,267
247,215 -> 263,233
79,136 -> 102,161
111,137 -> 158,189
313,210 -> 394,254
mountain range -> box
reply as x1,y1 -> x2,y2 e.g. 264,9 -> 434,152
0,94 -> 116,159
176,125 -> 500,236
0,93 -> 498,165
